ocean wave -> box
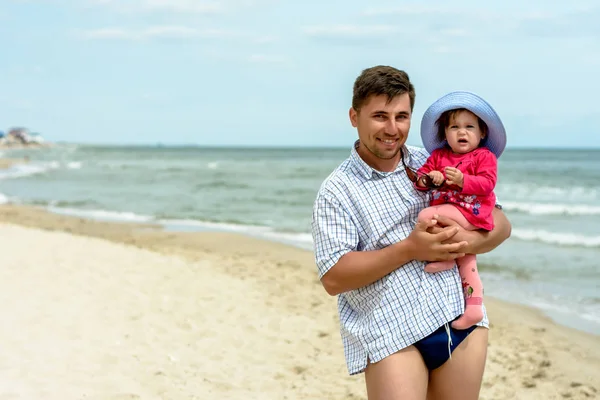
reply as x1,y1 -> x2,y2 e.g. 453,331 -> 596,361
157,218 -> 314,249
511,228 -> 600,248
47,206 -> 154,223
41,206 -> 315,249
529,300 -> 600,324
0,160 -> 81,180
497,184 -> 599,202
67,161 -> 82,169
194,180 -> 250,190
97,161 -> 145,170
502,201 -> 600,216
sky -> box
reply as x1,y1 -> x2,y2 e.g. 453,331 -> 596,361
0,0 -> 599,148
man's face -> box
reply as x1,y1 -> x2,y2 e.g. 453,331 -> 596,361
349,93 -> 412,171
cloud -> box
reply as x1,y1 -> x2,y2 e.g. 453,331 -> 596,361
135,0 -> 222,13
361,5 -> 573,20
82,26 -> 239,40
253,35 -> 278,44
439,28 -> 469,38
516,7 -> 600,38
362,5 -> 456,17
361,5 -> 504,36
303,24 -> 399,38
361,5 -> 600,39
7,65 -> 45,75
433,45 -> 453,54
88,0 -> 222,13
248,54 -> 288,64
580,52 -> 600,66
87,0 -> 260,14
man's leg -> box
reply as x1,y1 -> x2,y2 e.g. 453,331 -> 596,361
364,346 -> 429,400
427,327 -> 488,400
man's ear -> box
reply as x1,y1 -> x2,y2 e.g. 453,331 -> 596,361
349,107 -> 358,127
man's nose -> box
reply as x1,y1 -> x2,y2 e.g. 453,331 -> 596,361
384,118 -> 396,133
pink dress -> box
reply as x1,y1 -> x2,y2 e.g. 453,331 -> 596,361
416,147 -> 498,231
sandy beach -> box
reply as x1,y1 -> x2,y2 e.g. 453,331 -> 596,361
0,204 -> 598,399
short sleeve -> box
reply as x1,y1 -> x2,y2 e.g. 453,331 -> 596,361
311,192 -> 359,279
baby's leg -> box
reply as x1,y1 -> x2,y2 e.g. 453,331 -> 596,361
418,205 -> 484,329
451,254 -> 484,330
417,204 -> 475,273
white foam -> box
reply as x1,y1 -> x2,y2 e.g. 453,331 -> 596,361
529,299 -> 600,326
502,201 -> 600,216
47,207 -> 154,223
160,218 -> 271,233
0,159 -> 80,180
159,217 -> 314,249
498,183 -> 599,203
38,207 -> 313,250
0,162 -> 60,180
0,192 -> 8,204
66,161 -> 82,169
511,228 -> 600,248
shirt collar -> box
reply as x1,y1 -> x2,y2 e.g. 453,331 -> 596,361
350,140 -> 413,179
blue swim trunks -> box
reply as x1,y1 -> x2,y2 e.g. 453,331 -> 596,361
413,323 -> 477,370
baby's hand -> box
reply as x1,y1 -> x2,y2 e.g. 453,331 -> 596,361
444,167 -> 464,187
428,171 -> 445,185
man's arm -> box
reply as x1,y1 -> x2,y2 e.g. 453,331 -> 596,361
320,219 -> 469,296
433,206 -> 511,255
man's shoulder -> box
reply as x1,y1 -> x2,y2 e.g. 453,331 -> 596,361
406,144 -> 431,165
315,157 -> 361,201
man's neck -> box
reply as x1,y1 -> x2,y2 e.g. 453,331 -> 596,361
356,143 -> 402,173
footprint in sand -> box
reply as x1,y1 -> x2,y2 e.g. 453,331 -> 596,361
560,382 -> 599,398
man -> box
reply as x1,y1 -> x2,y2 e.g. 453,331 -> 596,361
311,66 -> 511,400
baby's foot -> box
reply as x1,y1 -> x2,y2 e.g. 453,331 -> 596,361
451,297 -> 484,330
424,260 -> 455,273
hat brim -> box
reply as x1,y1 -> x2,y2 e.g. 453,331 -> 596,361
420,91 -> 506,158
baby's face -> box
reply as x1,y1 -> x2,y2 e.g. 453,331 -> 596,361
445,110 -> 485,154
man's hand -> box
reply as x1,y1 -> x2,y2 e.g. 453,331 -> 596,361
427,170 -> 445,185
405,217 -> 468,262
444,167 -> 464,187
427,214 -> 478,253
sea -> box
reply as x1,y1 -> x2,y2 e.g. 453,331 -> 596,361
1,145 -> 599,335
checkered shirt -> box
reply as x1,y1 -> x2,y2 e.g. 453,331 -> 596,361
311,141 -> 489,375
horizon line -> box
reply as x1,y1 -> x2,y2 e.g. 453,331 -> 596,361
50,141 -> 600,151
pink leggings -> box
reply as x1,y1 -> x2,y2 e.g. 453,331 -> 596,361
418,204 -> 484,330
